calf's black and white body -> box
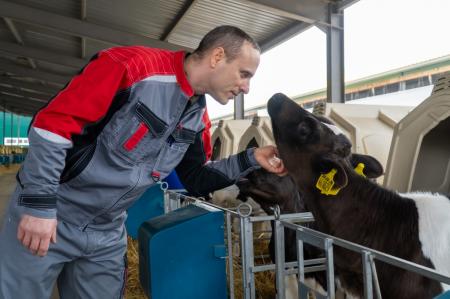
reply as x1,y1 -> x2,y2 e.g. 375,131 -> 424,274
267,92 -> 450,299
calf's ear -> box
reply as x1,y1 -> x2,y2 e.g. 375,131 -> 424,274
236,191 -> 249,202
314,157 -> 348,189
350,153 -> 384,179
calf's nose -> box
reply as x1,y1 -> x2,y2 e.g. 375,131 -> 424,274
268,93 -> 287,117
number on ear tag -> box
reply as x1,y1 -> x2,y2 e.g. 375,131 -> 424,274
316,168 -> 341,196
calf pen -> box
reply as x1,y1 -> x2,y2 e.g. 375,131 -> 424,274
137,186 -> 450,299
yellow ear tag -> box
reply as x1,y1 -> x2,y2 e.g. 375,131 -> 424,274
316,168 -> 341,195
354,163 -> 366,177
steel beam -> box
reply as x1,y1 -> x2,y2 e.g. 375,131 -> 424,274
81,0 -> 87,58
0,86 -> 49,102
260,22 -> 311,52
0,41 -> 87,69
326,4 -> 345,103
241,0 -> 340,29
0,77 -> 59,94
0,93 -> 47,106
0,95 -> 44,113
3,17 -> 37,69
234,93 -> 244,120
161,0 -> 196,41
0,58 -> 71,85
337,0 -> 361,10
0,0 -> 190,51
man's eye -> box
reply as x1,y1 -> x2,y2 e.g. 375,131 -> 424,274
240,71 -> 251,78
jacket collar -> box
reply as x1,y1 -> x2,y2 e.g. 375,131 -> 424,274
174,51 -> 194,98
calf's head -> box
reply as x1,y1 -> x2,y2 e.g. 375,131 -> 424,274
236,169 -> 303,214
267,93 -> 383,193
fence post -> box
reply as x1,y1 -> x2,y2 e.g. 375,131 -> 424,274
226,212 -> 235,299
240,216 -> 255,299
274,219 -> 285,299
324,238 -> 335,299
296,229 -> 309,299
362,250 -> 374,299
369,255 -> 382,299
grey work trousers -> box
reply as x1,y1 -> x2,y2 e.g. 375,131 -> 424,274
0,207 -> 128,299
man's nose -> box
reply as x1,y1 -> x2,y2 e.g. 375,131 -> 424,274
240,80 -> 250,94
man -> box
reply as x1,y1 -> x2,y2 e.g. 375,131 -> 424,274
0,26 -> 285,298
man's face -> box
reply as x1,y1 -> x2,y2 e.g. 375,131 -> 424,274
208,41 -> 260,105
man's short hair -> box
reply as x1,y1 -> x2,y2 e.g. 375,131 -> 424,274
193,25 -> 260,61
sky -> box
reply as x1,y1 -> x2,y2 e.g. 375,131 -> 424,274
206,0 -> 450,119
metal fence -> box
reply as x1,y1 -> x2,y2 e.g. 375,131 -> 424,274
274,220 -> 450,299
160,187 -> 450,299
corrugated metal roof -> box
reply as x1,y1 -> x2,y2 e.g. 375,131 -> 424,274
84,39 -> 116,59
17,23 -> 80,57
11,0 -> 80,18
88,0 -> 186,39
0,22 -> 14,42
0,0 -> 359,115
168,0 -> 293,49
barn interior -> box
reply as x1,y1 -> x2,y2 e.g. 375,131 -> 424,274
1,0 -> 450,298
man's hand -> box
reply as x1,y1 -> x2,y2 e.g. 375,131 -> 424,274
17,215 -> 57,257
254,145 -> 288,176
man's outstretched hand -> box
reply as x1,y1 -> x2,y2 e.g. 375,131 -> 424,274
17,214 -> 57,257
254,145 -> 288,176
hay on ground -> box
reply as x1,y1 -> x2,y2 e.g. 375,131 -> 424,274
126,237 -> 146,299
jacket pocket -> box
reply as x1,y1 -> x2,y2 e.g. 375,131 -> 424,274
154,127 -> 196,179
135,101 -> 167,138
60,142 -> 97,183
108,101 -> 168,164
165,126 -> 196,153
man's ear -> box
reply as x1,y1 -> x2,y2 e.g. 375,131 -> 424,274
350,153 -> 384,179
314,156 -> 348,189
210,47 -> 225,68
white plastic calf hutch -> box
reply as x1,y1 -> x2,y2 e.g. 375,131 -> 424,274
238,116 -> 275,152
384,73 -> 450,193
323,103 -> 412,184
211,119 -> 252,160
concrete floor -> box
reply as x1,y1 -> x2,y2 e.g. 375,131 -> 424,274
0,165 -> 19,222
0,165 -> 59,299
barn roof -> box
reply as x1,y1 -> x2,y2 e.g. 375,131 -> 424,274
0,0 -> 359,115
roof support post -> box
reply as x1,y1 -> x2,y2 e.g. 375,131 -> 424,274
326,4 -> 345,103
234,93 -> 244,120
2,102 -> 5,147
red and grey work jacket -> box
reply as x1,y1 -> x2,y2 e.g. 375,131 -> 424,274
14,46 -> 259,230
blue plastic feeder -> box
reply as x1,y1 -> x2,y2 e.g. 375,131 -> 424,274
126,171 -> 185,239
125,185 -> 164,239
138,203 -> 227,299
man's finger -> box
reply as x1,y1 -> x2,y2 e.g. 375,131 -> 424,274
17,226 -> 25,242
29,236 -> 41,254
51,228 -> 57,243
38,237 -> 50,257
21,232 -> 32,248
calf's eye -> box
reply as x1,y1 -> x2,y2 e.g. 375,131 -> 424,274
297,122 -> 312,140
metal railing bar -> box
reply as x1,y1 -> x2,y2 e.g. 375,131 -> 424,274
281,222 -> 450,285
252,259 -> 327,273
